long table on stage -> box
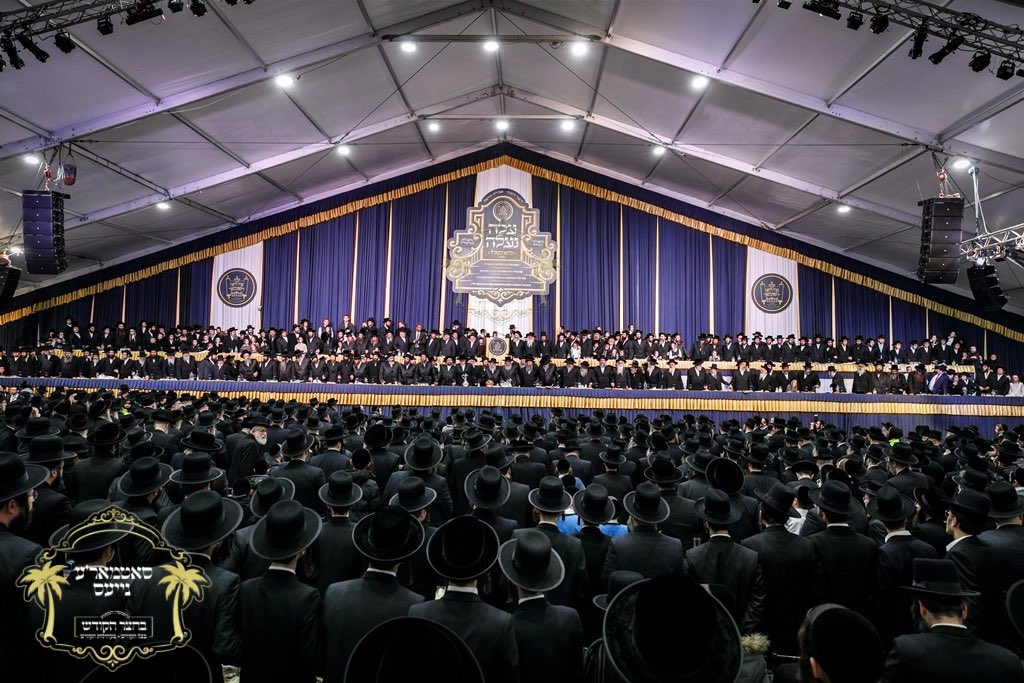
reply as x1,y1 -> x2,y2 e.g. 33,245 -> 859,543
2,377 -> 1020,431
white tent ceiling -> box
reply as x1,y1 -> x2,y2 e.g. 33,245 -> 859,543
1,0 -> 1023,313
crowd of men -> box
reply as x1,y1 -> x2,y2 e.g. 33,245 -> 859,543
3,315 -> 1019,396
1,385 -> 1023,681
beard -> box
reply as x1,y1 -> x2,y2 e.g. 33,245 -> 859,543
8,507 -> 31,536
254,435 -> 268,446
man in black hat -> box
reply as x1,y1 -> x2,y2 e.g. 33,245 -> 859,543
885,443 -> 929,497
238,499 -> 322,683
363,423 -> 400,490
68,420 -> 128,501
312,471 -> 366,594
467,465 -> 517,542
308,424 -> 350,478
742,443 -> 777,499
23,434 -> 75,546
390,477 -> 440,599
742,483 -> 821,655
880,558 -> 1023,682
320,506 -> 425,681
226,413 -> 270,484
572,483 -> 616,639
677,448 -> 714,501
808,480 -> 878,617
499,530 -> 583,683
409,516 -> 518,683
593,445 -> 632,502
158,451 -> 225,527
270,429 -> 325,511
222,478 -> 295,581
602,481 -> 684,583
517,476 -> 587,611
685,489 -> 764,633
646,456 -> 700,545
975,481 -> 1024,652
448,428 -> 491,516
382,435 -> 452,525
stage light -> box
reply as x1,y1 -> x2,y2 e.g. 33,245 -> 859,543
997,59 -> 1015,80
777,1 -> 792,9
156,201 -> 171,210
483,40 -> 499,52
909,23 -> 928,59
929,33 -> 963,65
400,39 -> 416,53
560,119 -> 576,131
652,145 -> 666,157
16,34 -> 49,63
97,15 -> 114,35
274,73 -> 294,87
225,0 -> 239,5
189,0 -> 206,17
125,2 -> 165,26
168,0 -> 184,12
23,153 -> 39,165
691,75 -> 709,90
952,157 -> 972,170
869,13 -> 889,34
846,11 -> 863,30
495,119 -> 509,131
0,35 -> 24,70
803,1 -> 841,21
337,144 -> 351,156
8,246 -> 22,255
570,40 -> 588,56
837,205 -> 851,213
969,51 -> 991,73
427,121 -> 440,132
53,31 -> 75,54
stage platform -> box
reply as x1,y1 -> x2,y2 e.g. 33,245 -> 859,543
2,377 -> 1020,432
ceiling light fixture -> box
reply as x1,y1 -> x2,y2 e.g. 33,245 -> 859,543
156,201 -> 171,210
225,0 -> 239,5
929,33 -> 963,65
691,75 -> 710,90
570,40 -> 588,56
400,39 -> 417,53
495,119 -> 509,131
16,34 -> 49,63
23,153 -> 39,164
96,15 -> 114,35
8,246 -> 21,255
124,2 -> 165,26
836,205 -> 851,213
53,31 -> 75,53
188,0 -> 206,17
802,1 -> 841,21
908,23 -> 928,59
969,51 -> 991,73
652,145 -> 666,157
168,0 -> 184,12
560,119 -> 576,131
483,39 -> 499,52
997,59 -> 1015,80
0,35 -> 24,69
337,144 -> 351,156
274,73 -> 294,87
846,11 -> 863,30
777,1 -> 792,8
952,157 -> 972,170
869,13 -> 889,34
427,121 -> 440,132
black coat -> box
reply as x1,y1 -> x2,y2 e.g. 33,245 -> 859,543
498,480 -> 533,530
68,453 -> 127,502
886,468 -> 931,498
313,516 -> 366,595
0,527 -> 42,675
519,522 -> 588,611
976,525 -> 1024,652
397,524 -> 439,600
742,525 -> 823,655
685,536 -> 765,633
449,451 -> 488,515
270,460 -> 326,511
226,432 -> 264,484
27,482 -> 71,547
574,525 -> 611,641
321,571 -> 424,682
601,526 -> 684,585
946,535 -> 991,635
659,490 -> 701,546
409,591 -> 519,683
238,569 -> 321,683
880,625 -> 1024,683
220,524 -> 270,581
808,525 -> 878,617
910,519 -> 952,557
471,508 -> 518,543
593,471 -> 632,503
511,597 -> 584,683
875,534 -> 938,644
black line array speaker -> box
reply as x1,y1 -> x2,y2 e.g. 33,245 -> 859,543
22,190 -> 68,275
967,264 -> 1008,311
0,265 -> 20,310
916,197 -> 963,285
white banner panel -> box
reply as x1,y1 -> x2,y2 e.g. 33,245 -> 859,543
211,243 -> 263,330
465,164 -> 533,335
745,248 -> 799,338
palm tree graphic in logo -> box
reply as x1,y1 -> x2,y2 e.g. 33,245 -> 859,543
158,561 -> 209,643
19,560 -> 70,643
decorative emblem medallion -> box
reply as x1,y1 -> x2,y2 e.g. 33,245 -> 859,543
751,273 -> 794,314
216,268 -> 257,307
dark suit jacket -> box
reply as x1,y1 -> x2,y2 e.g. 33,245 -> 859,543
321,571 -> 424,681
383,471 -> 453,526
69,453 -> 127,502
685,536 -> 764,633
449,452 -> 488,515
270,460 -> 326,511
397,524 -> 439,600
809,525 -> 878,617
308,448 -> 350,479
520,522 -> 587,611
602,526 -> 684,585
238,569 -> 321,683
742,525 -> 823,654
593,471 -> 632,503
313,516 -> 366,595
881,625 -> 1024,682
659,490 -> 701,545
226,431 -> 264,484
976,524 -> 1024,651
27,483 -> 71,547
0,527 -> 42,674
498,480 -> 533,530
409,591 -> 519,683
472,508 -> 518,543
875,534 -> 938,643
511,597 -> 584,683
220,524 -> 270,581
886,468 -> 931,498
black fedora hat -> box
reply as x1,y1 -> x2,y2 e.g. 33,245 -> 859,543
404,436 -> 443,471
600,445 -> 626,466
180,430 -> 225,454
345,617 -> 484,683
352,505 -> 424,563
50,499 -> 130,551
904,558 -> 980,597
498,530 -> 565,593
87,421 -> 127,446
0,451 -> 48,502
280,429 -> 314,459
945,488 -> 991,518
15,417 -> 59,440
884,442 -> 918,466
913,486 -> 947,519
528,476 -> 571,514
694,489 -> 742,526
953,467 -> 991,492
161,490 -> 243,552
986,481 -> 1024,520
117,456 -> 172,497
573,484 -> 615,525
745,443 -> 771,466
623,482 -> 670,524
250,477 -> 295,518
867,485 -> 917,523
249,499 -> 322,561
427,515 -> 500,582
594,570 -> 644,610
604,574 -> 742,683
462,428 -> 491,452
706,457 -> 744,495
808,480 -> 855,516
755,482 -> 799,519
685,449 -> 714,474
644,457 -> 682,485
363,424 -> 394,450
124,439 -> 164,465
466,466 -> 511,510
23,434 -> 76,466
169,452 -> 224,486
318,470 -> 364,508
389,476 -> 437,513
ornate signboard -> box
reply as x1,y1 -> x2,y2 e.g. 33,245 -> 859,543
751,273 -> 794,314
445,189 -> 557,305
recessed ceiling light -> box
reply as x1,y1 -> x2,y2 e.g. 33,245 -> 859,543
652,145 -> 666,156
560,119 -> 576,131
427,121 -> 440,132
274,74 -> 294,88
952,157 -> 972,170
570,40 -> 588,56
337,144 -> 352,156
483,40 -> 499,52
156,201 -> 171,211
23,153 -> 40,164
691,75 -> 710,90
400,40 -> 416,53
495,120 -> 509,131
837,205 -> 851,214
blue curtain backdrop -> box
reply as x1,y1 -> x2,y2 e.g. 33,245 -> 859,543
928,309 -> 985,353
531,176 -> 557,336
93,287 -> 125,330
298,216 -> 355,326
659,220 -> 709,344
37,298 -> 93,340
354,204 -> 389,325
834,279 -> 889,341
797,264 -> 832,339
988,332 -> 1024,372
622,207 -> 656,333
262,234 -> 297,329
389,186 -> 446,329
712,237 -> 747,337
891,298 -> 927,345
125,270 -> 177,329
559,187 -> 619,330
179,259 -> 213,328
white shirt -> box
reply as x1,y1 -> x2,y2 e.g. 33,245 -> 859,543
786,509 -> 807,535
446,585 -> 479,595
518,595 -> 546,605
946,535 -> 972,553
365,568 -> 397,577
884,530 -> 912,543
268,564 -> 296,575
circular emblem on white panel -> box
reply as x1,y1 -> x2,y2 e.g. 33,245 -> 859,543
751,273 -> 793,314
216,268 -> 258,308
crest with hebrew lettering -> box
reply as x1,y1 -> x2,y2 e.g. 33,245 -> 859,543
18,506 -> 208,671
446,189 -> 558,305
